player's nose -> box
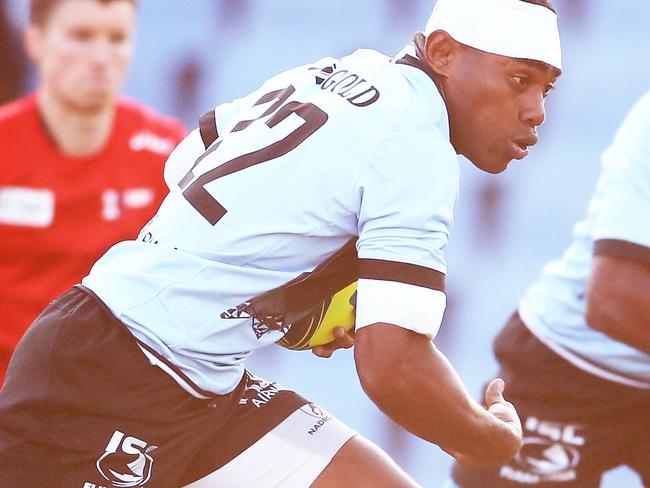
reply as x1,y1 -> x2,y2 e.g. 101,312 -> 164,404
520,91 -> 546,128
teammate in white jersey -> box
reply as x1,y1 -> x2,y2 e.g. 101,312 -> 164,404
450,92 -> 650,487
0,1 -> 561,487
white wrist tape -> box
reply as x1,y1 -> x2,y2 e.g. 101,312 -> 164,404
424,0 -> 562,70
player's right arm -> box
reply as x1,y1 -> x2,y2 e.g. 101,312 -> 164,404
351,103 -> 522,465
354,321 -> 522,467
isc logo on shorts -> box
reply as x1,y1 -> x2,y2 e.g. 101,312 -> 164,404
91,430 -> 157,487
500,416 -> 584,484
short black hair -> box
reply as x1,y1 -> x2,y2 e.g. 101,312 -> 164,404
30,0 -> 138,27
519,0 -> 556,14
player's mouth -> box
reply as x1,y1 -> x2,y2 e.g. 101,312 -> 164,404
510,135 -> 538,160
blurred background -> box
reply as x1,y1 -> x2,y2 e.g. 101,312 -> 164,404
2,0 -> 648,486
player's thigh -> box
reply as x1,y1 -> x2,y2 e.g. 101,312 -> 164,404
183,424 -> 417,488
181,378 -> 416,488
182,399 -> 353,487
311,435 -> 419,488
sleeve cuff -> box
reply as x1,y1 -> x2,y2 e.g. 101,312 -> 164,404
355,278 -> 446,339
594,239 -> 650,266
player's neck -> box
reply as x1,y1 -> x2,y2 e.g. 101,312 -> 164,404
36,90 -> 116,158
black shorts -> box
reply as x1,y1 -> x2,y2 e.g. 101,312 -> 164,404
452,313 -> 650,488
0,287 -> 307,488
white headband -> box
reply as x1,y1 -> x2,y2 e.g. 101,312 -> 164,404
424,0 -> 562,70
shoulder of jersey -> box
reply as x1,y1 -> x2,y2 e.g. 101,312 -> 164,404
117,96 -> 186,142
608,92 -> 650,165
304,49 -> 413,117
337,49 -> 446,127
343,49 -> 415,107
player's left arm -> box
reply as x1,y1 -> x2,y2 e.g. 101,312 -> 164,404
586,249 -> 650,355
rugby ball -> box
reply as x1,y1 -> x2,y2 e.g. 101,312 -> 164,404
276,281 -> 357,350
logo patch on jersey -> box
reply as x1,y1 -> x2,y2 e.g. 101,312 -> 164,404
123,188 -> 155,209
221,301 -> 290,339
250,317 -> 290,339
95,431 -> 157,487
221,239 -> 358,346
0,186 -> 54,227
129,131 -> 175,155
102,189 -> 121,221
101,188 -> 155,221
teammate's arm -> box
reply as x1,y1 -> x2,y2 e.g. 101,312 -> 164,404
585,253 -> 650,355
583,92 -> 650,355
354,323 -> 522,467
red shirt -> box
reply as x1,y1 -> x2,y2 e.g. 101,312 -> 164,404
0,94 -> 185,377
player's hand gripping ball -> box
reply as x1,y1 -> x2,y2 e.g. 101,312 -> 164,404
276,282 -> 357,350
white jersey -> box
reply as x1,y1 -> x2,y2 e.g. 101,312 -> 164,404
84,46 -> 458,396
520,91 -> 650,389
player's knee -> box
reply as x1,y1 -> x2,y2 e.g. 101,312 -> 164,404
311,435 -> 420,488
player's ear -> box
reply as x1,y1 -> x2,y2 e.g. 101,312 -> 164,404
423,30 -> 459,79
24,25 -> 43,64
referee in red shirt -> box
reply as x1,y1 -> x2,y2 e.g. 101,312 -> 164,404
0,0 -> 186,384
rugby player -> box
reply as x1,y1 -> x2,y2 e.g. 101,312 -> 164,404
0,1 -> 561,486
